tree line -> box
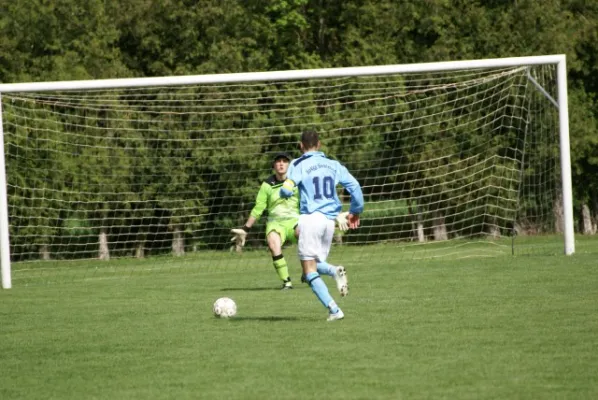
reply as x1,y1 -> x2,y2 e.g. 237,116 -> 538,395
0,0 -> 596,260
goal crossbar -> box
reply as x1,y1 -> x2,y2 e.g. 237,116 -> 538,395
0,55 -> 567,93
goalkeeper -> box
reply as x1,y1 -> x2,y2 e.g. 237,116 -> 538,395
231,152 -> 351,291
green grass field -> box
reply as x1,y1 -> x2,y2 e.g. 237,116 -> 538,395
1,236 -> 597,399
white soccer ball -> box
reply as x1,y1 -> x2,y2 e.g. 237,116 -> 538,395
213,297 -> 237,318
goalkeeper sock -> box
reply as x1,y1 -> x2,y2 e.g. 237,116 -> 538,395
305,271 -> 338,312
316,261 -> 336,277
272,254 -> 291,283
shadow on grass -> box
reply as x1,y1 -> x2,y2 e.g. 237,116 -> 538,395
220,287 -> 279,292
228,316 -> 300,322
221,286 -> 306,292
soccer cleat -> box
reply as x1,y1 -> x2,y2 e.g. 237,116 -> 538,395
334,266 -> 348,297
326,309 -> 344,322
281,280 -> 293,290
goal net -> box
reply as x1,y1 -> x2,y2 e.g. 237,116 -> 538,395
0,55 -> 573,287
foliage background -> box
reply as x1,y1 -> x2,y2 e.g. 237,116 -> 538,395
0,0 -> 596,259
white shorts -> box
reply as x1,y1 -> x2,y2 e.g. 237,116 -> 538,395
297,212 -> 335,261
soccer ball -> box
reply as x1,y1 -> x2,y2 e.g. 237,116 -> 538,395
213,297 -> 237,318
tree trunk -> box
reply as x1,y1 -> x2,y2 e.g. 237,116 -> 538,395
39,244 -> 50,260
580,203 -> 596,235
416,219 -> 425,243
172,225 -> 185,256
135,242 -> 145,258
409,202 -> 426,243
99,228 -> 110,260
592,192 -> 598,234
433,212 -> 448,241
488,224 -> 501,239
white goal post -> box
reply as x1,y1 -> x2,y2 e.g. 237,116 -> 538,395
0,54 -> 574,289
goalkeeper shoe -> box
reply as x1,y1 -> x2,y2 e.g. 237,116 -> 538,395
327,308 -> 345,322
281,279 -> 293,290
334,266 -> 349,297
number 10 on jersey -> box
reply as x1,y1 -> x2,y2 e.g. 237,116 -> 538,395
313,176 -> 334,200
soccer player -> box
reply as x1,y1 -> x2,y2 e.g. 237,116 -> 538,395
230,152 -> 350,290
280,131 -> 363,321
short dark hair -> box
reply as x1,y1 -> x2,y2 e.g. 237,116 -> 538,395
301,130 -> 319,150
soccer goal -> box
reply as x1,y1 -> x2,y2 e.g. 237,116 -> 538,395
0,54 -> 574,288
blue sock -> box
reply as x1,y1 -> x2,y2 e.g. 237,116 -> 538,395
316,261 -> 336,277
305,272 -> 339,313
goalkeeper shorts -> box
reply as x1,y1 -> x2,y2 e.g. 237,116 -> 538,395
266,219 -> 298,245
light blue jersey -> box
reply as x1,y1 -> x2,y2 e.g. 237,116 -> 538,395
280,151 -> 364,219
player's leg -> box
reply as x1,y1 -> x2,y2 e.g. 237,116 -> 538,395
298,213 -> 343,321
302,259 -> 341,315
319,220 -> 348,297
315,261 -> 347,297
316,261 -> 336,277
266,223 -> 292,289
294,223 -> 335,280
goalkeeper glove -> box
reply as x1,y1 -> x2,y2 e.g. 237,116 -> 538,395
230,226 -> 250,252
335,212 -> 350,231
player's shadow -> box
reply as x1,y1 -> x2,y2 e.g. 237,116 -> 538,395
229,316 -> 300,322
220,287 -> 279,292
221,286 -> 306,292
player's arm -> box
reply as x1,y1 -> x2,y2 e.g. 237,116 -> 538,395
338,165 -> 364,229
249,183 -> 270,221
242,216 -> 257,229
231,183 -> 269,251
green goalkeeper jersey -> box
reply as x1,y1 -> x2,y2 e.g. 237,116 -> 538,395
250,175 -> 299,222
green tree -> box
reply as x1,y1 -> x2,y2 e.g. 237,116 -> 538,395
0,0 -> 128,83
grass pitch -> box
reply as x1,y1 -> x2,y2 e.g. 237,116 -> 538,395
1,237 -> 597,399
